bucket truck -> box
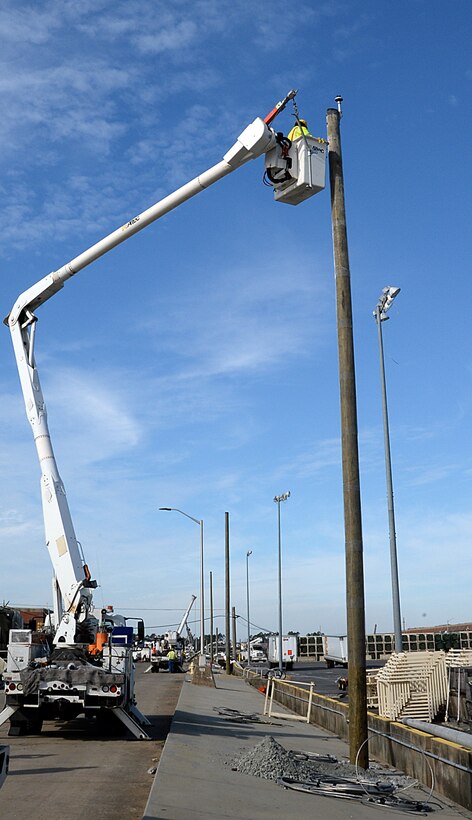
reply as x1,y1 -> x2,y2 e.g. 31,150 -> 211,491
0,90 -> 325,739
151,595 -> 197,672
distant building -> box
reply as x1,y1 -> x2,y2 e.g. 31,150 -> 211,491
405,622 -> 472,634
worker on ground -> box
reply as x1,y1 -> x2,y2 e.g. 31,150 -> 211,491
167,648 -> 177,673
287,118 -> 312,142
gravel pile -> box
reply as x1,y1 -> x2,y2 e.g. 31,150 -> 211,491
233,736 -> 414,789
234,736 -> 313,782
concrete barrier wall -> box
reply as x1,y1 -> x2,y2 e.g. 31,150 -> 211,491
245,672 -> 472,811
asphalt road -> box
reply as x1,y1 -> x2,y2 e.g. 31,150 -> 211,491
246,659 -> 385,699
289,660 -> 351,696
0,664 -> 183,819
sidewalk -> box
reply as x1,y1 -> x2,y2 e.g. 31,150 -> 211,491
143,672 -> 469,820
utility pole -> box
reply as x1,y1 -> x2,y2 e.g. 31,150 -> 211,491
224,512 -> 232,674
246,550 -> 252,667
209,571 -> 214,665
327,97 -> 368,769
231,606 -> 237,661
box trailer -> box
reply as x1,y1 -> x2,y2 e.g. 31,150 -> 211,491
268,635 -> 298,670
324,635 -> 348,668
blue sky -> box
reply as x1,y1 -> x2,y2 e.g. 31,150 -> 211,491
1,0 -> 471,639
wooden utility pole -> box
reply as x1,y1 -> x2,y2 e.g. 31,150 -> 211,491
326,98 -> 368,768
231,606 -> 237,661
209,571 -> 214,664
224,512 -> 232,673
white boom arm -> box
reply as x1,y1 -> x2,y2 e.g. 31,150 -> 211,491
5,110 -> 285,647
177,595 -> 197,637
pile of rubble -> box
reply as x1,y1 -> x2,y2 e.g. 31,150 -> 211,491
232,737 -> 439,813
233,735 -> 413,789
234,736 -> 313,782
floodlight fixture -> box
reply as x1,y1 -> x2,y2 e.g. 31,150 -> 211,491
273,491 -> 291,503
374,285 -> 401,321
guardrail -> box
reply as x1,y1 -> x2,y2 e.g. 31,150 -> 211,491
264,677 -> 314,724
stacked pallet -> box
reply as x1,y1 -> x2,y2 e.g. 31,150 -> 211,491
445,648 -> 472,668
444,648 -> 472,723
366,669 -> 380,709
376,651 -> 447,721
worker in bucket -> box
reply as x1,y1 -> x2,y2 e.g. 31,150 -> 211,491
287,118 -> 312,141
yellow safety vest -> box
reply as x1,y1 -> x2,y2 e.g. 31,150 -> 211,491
287,124 -> 312,141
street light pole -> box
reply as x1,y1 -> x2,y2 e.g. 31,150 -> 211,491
209,570 -> 214,664
159,507 -> 205,664
273,491 -> 290,673
246,550 -> 252,666
373,286 -> 403,654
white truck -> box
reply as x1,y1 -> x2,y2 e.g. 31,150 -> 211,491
0,89 -> 325,739
324,635 -> 348,668
249,646 -> 268,663
241,642 -> 268,663
150,595 -> 196,672
268,635 -> 298,670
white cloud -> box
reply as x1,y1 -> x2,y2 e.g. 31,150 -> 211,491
145,253 -> 331,379
280,438 -> 341,479
0,5 -> 62,44
404,462 -> 463,487
0,63 -> 132,154
42,367 -> 142,465
135,20 -> 198,55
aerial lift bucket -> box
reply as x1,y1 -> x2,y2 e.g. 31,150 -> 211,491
265,136 -> 327,205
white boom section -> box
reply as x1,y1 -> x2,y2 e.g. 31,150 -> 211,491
6,117 -> 276,647
177,595 -> 197,637
9,314 -> 96,645
7,118 -> 275,324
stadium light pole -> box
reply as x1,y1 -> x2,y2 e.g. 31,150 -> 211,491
373,286 -> 403,654
246,550 -> 252,666
159,507 -> 205,664
273,491 -> 290,673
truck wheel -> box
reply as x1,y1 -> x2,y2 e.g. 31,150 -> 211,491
326,659 -> 335,668
151,665 -> 159,673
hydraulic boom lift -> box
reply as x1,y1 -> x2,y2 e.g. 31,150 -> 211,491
0,90 -> 325,738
